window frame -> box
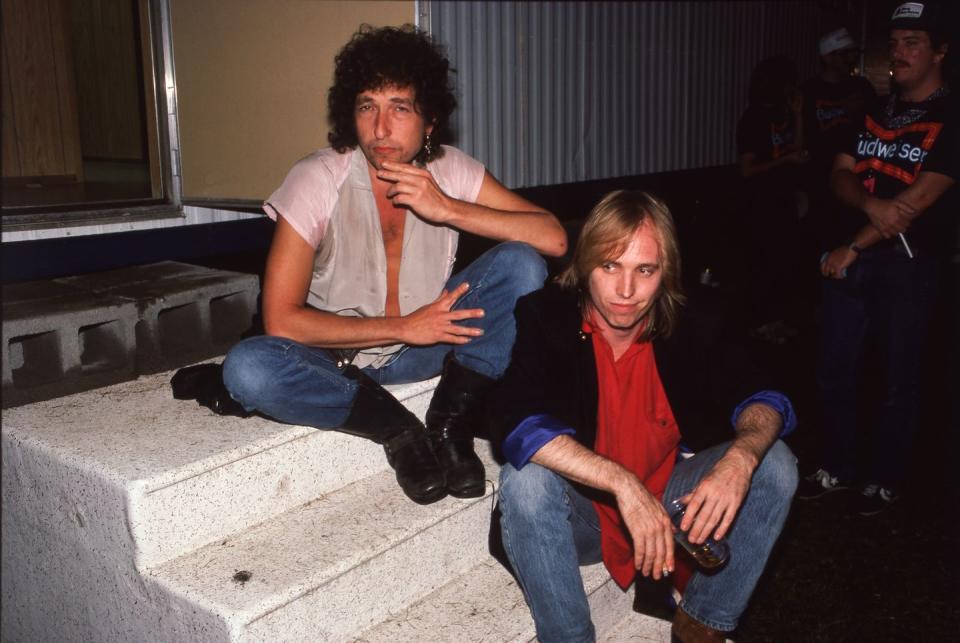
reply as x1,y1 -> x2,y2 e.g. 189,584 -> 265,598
1,0 -> 183,233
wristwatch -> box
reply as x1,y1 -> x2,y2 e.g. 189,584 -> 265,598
848,242 -> 863,254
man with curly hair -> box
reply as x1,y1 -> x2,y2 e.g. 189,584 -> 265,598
223,25 -> 567,505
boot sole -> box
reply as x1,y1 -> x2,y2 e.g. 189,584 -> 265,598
406,486 -> 449,505
448,484 -> 485,499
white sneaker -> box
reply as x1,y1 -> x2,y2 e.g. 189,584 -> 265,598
797,468 -> 848,499
856,484 -> 898,516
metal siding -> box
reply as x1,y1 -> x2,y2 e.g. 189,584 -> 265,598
431,0 -> 826,188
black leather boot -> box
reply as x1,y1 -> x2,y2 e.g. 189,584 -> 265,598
425,356 -> 492,498
341,366 -> 447,505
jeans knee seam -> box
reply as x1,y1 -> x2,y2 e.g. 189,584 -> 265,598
498,510 -> 537,606
467,252 -> 501,294
287,347 -> 354,395
453,282 -> 485,310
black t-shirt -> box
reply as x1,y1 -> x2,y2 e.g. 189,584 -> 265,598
737,103 -> 799,161
837,91 -> 958,257
736,103 -> 803,193
801,75 -> 877,188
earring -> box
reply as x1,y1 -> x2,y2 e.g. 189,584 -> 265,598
423,133 -> 434,158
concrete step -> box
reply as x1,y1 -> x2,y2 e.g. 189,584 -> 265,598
146,454 -> 501,642
1,367 -> 438,570
598,610 -> 732,642
598,611 -> 673,642
357,556 -> 647,643
3,362 -> 649,643
4,365 -> 494,642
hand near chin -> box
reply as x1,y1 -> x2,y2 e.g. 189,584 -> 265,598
377,160 -> 452,223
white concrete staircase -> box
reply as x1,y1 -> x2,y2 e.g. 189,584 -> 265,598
1,365 -> 670,642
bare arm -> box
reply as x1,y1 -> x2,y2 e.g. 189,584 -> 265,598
823,165 -> 955,278
820,223 -> 884,278
377,163 -> 568,257
530,435 -> 675,580
830,153 -> 915,237
678,403 -> 782,544
898,170 -> 956,216
261,216 -> 485,346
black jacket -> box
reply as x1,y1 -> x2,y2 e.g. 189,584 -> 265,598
485,284 -> 781,600
488,284 -> 770,455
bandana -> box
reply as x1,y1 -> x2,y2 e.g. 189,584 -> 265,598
882,86 -> 949,129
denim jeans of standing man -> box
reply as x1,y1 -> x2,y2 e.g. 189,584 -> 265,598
222,242 -> 547,428
816,247 -> 938,489
498,440 -> 798,643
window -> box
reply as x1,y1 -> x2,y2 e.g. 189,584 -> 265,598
1,0 -> 180,228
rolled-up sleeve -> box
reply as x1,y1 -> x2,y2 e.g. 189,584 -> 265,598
730,390 -> 797,438
502,414 -> 576,470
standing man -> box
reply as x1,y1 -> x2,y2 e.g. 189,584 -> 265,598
806,2 -> 956,514
802,27 -> 876,184
736,55 -> 809,341
489,191 -> 798,643
801,27 -> 877,259
223,25 -> 567,505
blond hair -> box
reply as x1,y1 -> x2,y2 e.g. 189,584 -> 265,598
558,190 -> 685,340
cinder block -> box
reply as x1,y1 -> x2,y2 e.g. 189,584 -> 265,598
2,262 -> 260,408
2,284 -> 138,408
57,262 -> 260,375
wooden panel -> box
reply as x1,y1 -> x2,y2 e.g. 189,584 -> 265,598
172,0 -> 415,201
1,0 -> 83,180
48,0 -> 84,177
66,0 -> 146,161
2,42 -> 23,177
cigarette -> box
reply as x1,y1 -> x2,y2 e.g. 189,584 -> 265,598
898,233 -> 913,259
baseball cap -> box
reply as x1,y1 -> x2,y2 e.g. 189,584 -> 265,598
819,28 -> 857,56
890,2 -> 942,32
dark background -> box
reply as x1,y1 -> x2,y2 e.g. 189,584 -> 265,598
3,1 -> 958,639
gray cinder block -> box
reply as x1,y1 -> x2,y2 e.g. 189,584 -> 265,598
2,262 -> 260,407
57,262 -> 260,375
2,283 -> 139,408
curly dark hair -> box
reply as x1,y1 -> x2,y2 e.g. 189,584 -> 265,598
327,24 -> 457,163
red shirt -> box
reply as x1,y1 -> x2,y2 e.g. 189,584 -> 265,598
586,319 -> 682,589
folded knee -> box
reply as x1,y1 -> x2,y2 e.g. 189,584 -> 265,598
754,440 -> 799,501
490,242 -> 548,294
499,463 -> 567,519
222,337 -> 285,407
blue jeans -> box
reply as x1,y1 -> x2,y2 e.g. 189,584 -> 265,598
498,440 -> 797,641
816,248 -> 938,488
222,242 -> 547,428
